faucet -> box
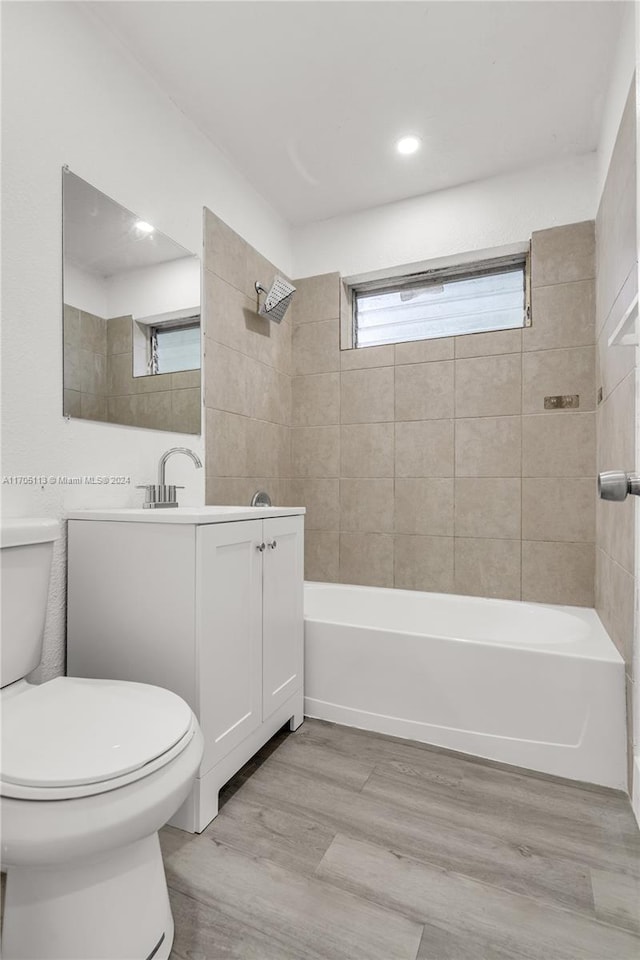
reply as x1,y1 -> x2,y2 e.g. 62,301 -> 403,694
137,447 -> 203,509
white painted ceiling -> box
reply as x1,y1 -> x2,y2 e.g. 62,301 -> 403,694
64,170 -> 195,276
89,1 -> 625,226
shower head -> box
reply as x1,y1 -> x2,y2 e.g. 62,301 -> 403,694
255,275 -> 296,324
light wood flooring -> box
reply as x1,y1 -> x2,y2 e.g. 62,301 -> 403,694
163,719 -> 640,960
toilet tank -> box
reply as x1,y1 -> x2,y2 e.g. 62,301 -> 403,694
1,519 -> 61,688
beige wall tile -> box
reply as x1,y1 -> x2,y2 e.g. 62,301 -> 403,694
455,353 -> 521,418
246,419 -> 288,477
130,391 -> 174,431
108,352 -> 134,396
63,304 -> 80,345
203,270 -> 254,354
341,366 -> 394,423
525,280 -> 595,352
63,346 -> 81,392
455,328 -> 522,359
204,208 -> 248,295
286,479 -> 339,530
80,349 -> 106,396
395,420 -> 454,478
522,346 -> 595,414
597,371 -> 635,472
395,361 -> 454,421
596,495 -> 635,574
305,531 -> 340,582
395,338 -> 454,364
106,315 -> 132,355
135,370 -> 174,395
172,369 -> 201,390
341,344 -> 395,370
340,479 -> 394,533
522,478 -> 595,543
394,536 -> 454,592
80,311 -> 107,354
206,409 -> 248,477
522,412 -> 595,477
521,541 -> 595,606
206,477 -> 255,506
454,538 -> 521,600
80,393 -> 107,422
395,479 -> 454,536
293,273 -> 340,323
293,319 -> 340,375
292,373 -> 340,426
341,423 -> 394,477
531,220 -> 595,287
339,533 -> 394,587
172,388 -> 201,435
291,426 -> 340,478
455,417 -> 521,478
106,395 -> 134,426
454,478 -> 521,539
205,340 -> 249,416
247,357 -> 291,425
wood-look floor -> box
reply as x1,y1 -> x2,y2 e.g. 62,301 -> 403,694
163,719 -> 640,960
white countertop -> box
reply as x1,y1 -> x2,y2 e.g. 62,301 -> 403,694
66,506 -> 305,524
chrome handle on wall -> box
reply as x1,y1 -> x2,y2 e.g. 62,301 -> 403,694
598,471 -> 640,501
267,540 -> 277,550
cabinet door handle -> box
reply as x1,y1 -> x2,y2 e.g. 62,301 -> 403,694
267,540 -> 277,550
256,542 -> 266,552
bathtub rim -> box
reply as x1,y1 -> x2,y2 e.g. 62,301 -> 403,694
303,581 -> 623,664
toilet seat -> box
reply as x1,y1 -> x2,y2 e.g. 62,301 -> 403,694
1,676 -> 196,801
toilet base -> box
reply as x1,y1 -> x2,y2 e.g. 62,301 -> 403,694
2,833 -> 173,960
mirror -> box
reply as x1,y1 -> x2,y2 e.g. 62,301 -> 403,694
62,169 -> 201,434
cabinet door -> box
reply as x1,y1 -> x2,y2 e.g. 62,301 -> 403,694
262,516 -> 304,721
197,520 -> 263,773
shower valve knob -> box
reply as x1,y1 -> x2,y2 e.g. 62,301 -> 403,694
598,471 -> 640,501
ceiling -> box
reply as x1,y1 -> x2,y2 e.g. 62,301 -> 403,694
89,1 -> 625,226
64,170 -> 195,276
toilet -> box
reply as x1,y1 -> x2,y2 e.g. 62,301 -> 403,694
0,518 -> 204,960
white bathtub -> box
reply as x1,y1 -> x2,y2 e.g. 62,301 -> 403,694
304,583 -> 627,790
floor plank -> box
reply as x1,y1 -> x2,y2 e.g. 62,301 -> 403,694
591,867 -> 640,934
316,833 -> 640,960
165,835 -> 423,960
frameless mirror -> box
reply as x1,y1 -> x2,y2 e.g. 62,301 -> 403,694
62,169 -> 201,433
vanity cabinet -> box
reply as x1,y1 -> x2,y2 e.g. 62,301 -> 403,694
67,508 -> 304,832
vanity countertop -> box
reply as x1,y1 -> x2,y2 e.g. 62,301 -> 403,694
67,506 -> 305,524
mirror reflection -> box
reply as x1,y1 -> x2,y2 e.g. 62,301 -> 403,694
62,169 -> 201,433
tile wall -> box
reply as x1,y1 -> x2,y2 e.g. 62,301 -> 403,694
63,305 -> 201,432
203,209 -> 293,505
594,81 -> 637,784
293,221 -> 597,604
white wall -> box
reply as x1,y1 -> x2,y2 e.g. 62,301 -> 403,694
107,257 -> 201,321
1,2 -> 291,681
633,0 -> 640,829
63,262 -> 109,318
291,154 -> 598,280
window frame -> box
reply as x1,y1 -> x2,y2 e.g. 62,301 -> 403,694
149,316 -> 201,375
349,251 -> 531,351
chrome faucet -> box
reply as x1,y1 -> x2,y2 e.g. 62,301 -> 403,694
137,447 -> 203,509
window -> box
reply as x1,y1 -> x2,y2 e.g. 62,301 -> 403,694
149,318 -> 200,374
352,255 -> 529,349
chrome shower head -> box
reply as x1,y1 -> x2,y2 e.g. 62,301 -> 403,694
255,275 -> 296,324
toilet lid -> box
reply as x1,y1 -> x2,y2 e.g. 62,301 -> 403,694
1,677 -> 193,788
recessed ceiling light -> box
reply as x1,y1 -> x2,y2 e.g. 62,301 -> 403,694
135,220 -> 154,234
396,135 -> 421,156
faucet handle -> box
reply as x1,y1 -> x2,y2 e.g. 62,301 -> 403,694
136,483 -> 182,509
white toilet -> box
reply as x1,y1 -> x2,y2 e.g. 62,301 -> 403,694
0,518 -> 204,960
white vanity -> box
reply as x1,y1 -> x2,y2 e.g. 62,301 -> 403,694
66,506 -> 304,833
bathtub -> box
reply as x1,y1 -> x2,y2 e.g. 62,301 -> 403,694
304,583 -> 627,790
